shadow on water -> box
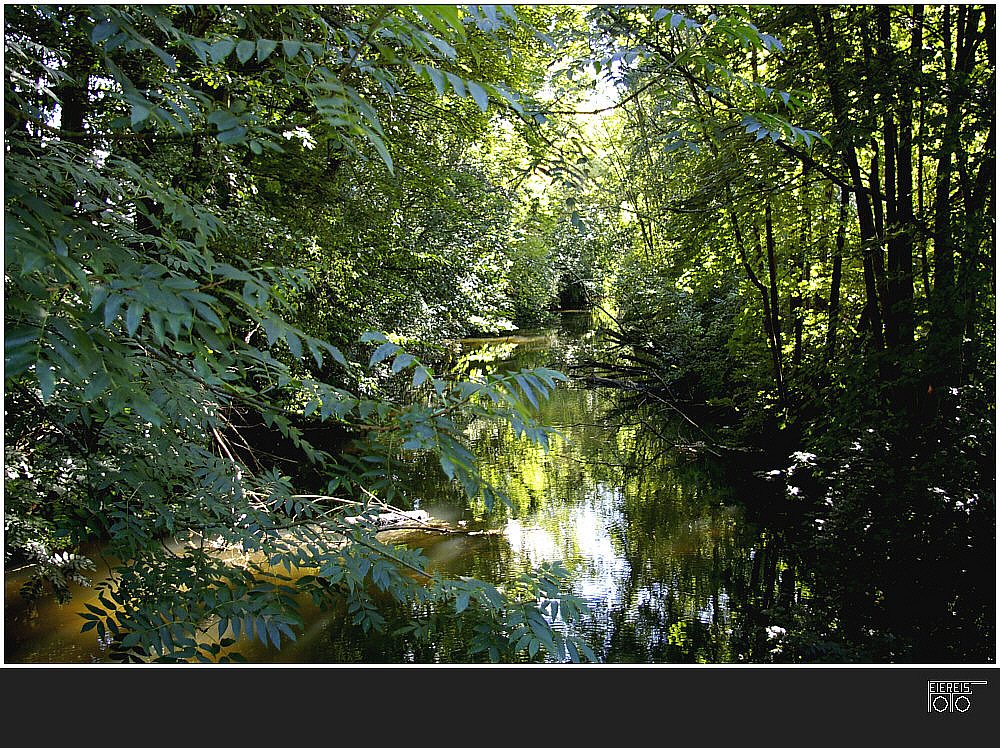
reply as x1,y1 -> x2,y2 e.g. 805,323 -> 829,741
5,310 -> 809,664
283,310 -> 810,664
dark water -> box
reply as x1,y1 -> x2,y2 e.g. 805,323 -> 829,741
5,311 -> 802,664
236,311 -> 802,663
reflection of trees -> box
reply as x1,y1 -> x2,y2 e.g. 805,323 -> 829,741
598,454 -> 741,662
468,363 -> 798,661
391,323 -> 809,663
574,395 -> 805,663
562,397 -> 808,663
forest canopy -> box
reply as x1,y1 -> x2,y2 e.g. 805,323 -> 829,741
4,4 -> 994,663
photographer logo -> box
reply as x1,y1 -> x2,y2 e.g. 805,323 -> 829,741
927,681 -> 987,713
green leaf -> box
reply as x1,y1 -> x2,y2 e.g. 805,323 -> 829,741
363,128 -> 394,172
514,373 -> 539,409
217,126 -> 248,144
576,639 -> 597,662
208,109 -> 240,131
210,38 -> 235,63
391,353 -> 414,373
323,343 -> 349,367
130,104 -> 152,126
236,39 -> 255,64
421,64 -> 447,95
133,396 -> 162,426
103,295 -> 124,328
567,639 -> 580,663
257,38 -> 278,62
467,81 -> 489,112
125,302 -> 143,336
91,20 -> 118,43
281,39 -> 301,59
423,31 -> 457,60
285,331 -> 302,359
439,454 -> 456,481
20,249 -> 46,275
307,341 -> 324,368
5,326 -> 39,351
414,6 -> 451,37
369,342 -> 399,367
419,5 -> 466,37
445,72 -> 466,98
83,372 -> 111,401
36,363 -> 55,403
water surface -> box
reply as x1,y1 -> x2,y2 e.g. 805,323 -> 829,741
6,312 -> 798,664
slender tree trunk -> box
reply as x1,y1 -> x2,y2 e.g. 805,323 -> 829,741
915,7 -> 931,301
861,6 -> 889,328
792,179 -> 808,370
630,101 -> 658,259
730,197 -> 785,404
53,12 -> 95,145
765,197 -> 783,372
813,7 -> 885,353
826,186 -> 848,359
893,5 -> 919,349
867,140 -> 891,348
928,4 -> 985,386
956,6 -> 995,378
928,10 -> 959,385
869,139 -> 885,238
872,5 -> 915,414
53,14 -> 95,221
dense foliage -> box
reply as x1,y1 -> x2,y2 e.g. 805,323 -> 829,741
4,3 -> 599,663
5,4 -> 994,663
561,4 -> 995,661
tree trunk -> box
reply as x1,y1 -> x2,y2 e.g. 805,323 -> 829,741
729,197 -> 785,404
927,5 -> 986,386
915,7 -> 931,301
765,197 -> 783,370
892,4 -> 918,350
825,186 -> 848,359
813,7 -> 885,353
792,180 -> 807,370
956,6 -> 995,378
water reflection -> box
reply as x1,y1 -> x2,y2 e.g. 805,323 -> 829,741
227,312 -> 800,663
392,311 -> 802,663
5,311 -> 802,664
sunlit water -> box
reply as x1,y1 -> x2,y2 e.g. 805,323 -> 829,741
6,311 -> 799,664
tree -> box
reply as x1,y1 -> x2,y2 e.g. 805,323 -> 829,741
553,3 -> 994,662
568,4 -> 993,419
4,4 -> 596,663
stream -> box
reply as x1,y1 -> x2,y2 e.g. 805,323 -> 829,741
6,311 -> 802,664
